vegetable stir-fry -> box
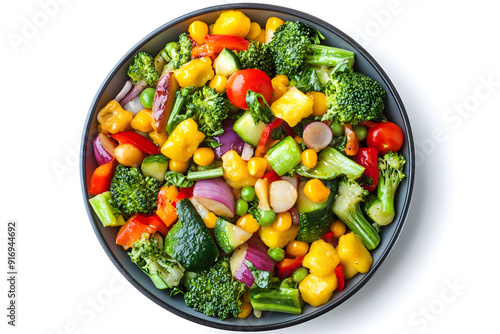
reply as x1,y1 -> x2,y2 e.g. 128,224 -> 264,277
88,10 -> 407,320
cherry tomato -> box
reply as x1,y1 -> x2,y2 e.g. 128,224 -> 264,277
366,121 -> 404,155
226,69 -> 273,109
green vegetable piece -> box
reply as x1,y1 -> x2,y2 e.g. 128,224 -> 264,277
249,207 -> 276,226
109,164 -> 162,217
127,52 -> 159,87
214,218 -> 252,254
363,152 -> 406,226
295,147 -> 365,180
330,121 -> 344,137
267,247 -> 285,262
129,233 -> 184,289
292,267 -> 308,284
266,136 -> 303,176
233,111 -> 267,147
322,70 -> 386,126
140,87 -> 156,109
213,48 -> 241,77
332,176 -> 380,250
235,198 -> 249,216
164,198 -> 219,271
141,154 -> 169,182
164,171 -> 194,188
183,257 -> 246,320
88,191 -> 125,227
237,41 -> 274,77
297,179 -> 337,242
249,278 -> 304,314
186,167 -> 224,181
240,186 -> 256,202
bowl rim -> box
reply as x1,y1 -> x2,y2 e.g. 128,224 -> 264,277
80,2 -> 415,331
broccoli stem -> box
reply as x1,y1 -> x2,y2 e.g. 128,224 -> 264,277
307,45 -> 355,69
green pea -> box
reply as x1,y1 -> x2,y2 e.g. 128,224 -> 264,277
292,267 -> 308,284
330,121 -> 344,137
257,209 -> 276,226
240,186 -> 256,202
140,87 -> 156,109
267,247 -> 285,262
235,198 -> 249,216
354,124 -> 368,141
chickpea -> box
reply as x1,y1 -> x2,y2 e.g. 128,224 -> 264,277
114,143 -> 145,167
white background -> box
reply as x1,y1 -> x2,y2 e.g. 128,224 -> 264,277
1,0 -> 498,333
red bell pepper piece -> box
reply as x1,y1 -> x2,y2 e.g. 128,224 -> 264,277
255,118 -> 283,157
171,185 -> 194,208
321,231 -> 336,245
261,170 -> 281,184
191,35 -> 250,59
111,131 -> 161,155
276,255 -> 305,280
335,263 -> 345,292
115,213 -> 170,249
115,215 -> 158,250
89,159 -> 118,195
353,147 -> 379,192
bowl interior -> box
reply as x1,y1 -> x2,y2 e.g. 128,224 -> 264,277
81,3 -> 414,331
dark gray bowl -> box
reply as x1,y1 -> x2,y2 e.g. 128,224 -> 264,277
80,3 -> 415,331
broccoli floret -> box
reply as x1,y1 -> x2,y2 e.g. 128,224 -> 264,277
363,151 -> 406,226
268,21 -> 354,77
183,257 -> 245,320
109,164 -> 162,217
127,52 -> 160,87
322,70 -> 387,126
130,233 -> 185,289
175,33 -> 193,69
185,86 -> 229,137
237,41 -> 274,77
332,176 -> 380,250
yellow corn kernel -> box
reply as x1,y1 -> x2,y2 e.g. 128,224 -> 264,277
304,178 -> 330,203
188,20 -> 209,45
301,149 -> 318,169
131,109 -> 154,133
238,301 -> 253,318
212,10 -> 251,38
209,74 -> 227,93
306,91 -> 328,117
236,213 -> 260,234
266,16 -> 284,31
272,212 -> 292,232
247,157 -> 267,178
245,22 -> 262,40
193,147 -> 215,167
272,74 -> 289,87
149,131 -> 168,147
299,273 -> 337,307
168,159 -> 190,173
294,136 -> 303,144
330,219 -> 346,238
286,240 -> 309,258
203,212 -> 218,229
